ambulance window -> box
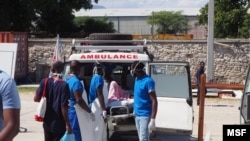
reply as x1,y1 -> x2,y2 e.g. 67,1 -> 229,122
150,64 -> 189,98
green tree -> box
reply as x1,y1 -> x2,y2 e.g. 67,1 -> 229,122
0,0 -> 98,37
147,11 -> 189,34
74,16 -> 116,37
0,0 -> 35,31
32,0 -> 99,37
239,13 -> 250,38
198,0 -> 249,38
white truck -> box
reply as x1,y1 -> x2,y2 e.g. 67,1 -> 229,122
63,33 -> 194,140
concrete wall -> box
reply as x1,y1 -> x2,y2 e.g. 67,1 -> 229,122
28,39 -> 250,84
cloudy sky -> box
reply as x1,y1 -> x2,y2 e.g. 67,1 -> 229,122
93,0 -> 209,9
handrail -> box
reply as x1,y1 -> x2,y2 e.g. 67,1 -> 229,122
72,39 -> 147,46
72,45 -> 146,51
192,83 -> 244,90
71,39 -> 147,53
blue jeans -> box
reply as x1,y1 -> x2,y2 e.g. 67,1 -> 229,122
135,116 -> 150,141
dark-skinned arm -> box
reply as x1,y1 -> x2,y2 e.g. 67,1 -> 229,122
74,90 -> 91,113
0,109 -> 20,141
61,107 -> 72,134
149,91 -> 158,119
34,93 -> 41,102
34,78 -> 46,102
96,86 -> 106,111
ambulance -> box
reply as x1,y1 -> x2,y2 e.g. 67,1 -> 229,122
63,33 -> 194,140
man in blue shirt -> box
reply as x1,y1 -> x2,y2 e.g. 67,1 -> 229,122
0,70 -> 21,141
66,60 -> 94,141
89,63 -> 107,118
130,61 -> 158,141
196,61 -> 205,106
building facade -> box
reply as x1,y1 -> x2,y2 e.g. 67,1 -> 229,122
74,8 -> 207,39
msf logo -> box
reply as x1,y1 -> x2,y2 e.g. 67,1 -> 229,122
227,129 -> 247,136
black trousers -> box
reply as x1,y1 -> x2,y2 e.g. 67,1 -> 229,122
44,129 -> 65,141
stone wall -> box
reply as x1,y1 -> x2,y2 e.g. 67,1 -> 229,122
28,39 -> 250,83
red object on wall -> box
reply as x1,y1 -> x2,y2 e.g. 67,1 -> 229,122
0,32 -> 28,79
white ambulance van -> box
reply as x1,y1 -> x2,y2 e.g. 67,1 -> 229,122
63,33 -> 194,140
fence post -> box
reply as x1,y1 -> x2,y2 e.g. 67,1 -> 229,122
198,73 -> 206,141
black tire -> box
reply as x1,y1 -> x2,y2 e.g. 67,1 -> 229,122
89,33 -> 133,45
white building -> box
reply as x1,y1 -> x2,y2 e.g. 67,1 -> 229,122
74,8 -> 207,39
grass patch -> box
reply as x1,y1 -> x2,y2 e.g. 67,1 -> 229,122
18,87 -> 37,93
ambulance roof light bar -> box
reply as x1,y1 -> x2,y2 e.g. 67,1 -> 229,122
72,39 -> 147,52
72,45 -> 146,52
72,39 -> 147,45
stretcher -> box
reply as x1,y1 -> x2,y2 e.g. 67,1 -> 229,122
106,99 -> 134,119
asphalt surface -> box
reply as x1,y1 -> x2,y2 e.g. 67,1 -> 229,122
14,92 -> 241,141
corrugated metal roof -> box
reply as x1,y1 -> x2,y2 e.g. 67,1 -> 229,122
74,8 -> 200,17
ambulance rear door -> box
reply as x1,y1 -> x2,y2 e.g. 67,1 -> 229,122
148,61 -> 193,135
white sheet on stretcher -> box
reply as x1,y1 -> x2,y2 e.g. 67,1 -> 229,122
75,104 -> 94,141
75,99 -> 107,141
76,81 -> 108,141
91,98 -> 107,141
107,99 -> 134,107
75,86 -> 94,141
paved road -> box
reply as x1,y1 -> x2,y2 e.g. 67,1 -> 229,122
14,93 -> 240,141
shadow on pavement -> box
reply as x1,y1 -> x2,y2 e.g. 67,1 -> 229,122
109,131 -> 198,141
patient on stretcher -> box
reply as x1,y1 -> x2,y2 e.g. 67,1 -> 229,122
107,80 -> 134,107
104,68 -> 134,108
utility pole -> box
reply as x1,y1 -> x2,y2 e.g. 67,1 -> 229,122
248,0 -> 250,38
207,0 -> 214,82
152,11 -> 154,36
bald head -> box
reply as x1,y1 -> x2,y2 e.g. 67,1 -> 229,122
70,60 -> 80,74
51,61 -> 64,73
